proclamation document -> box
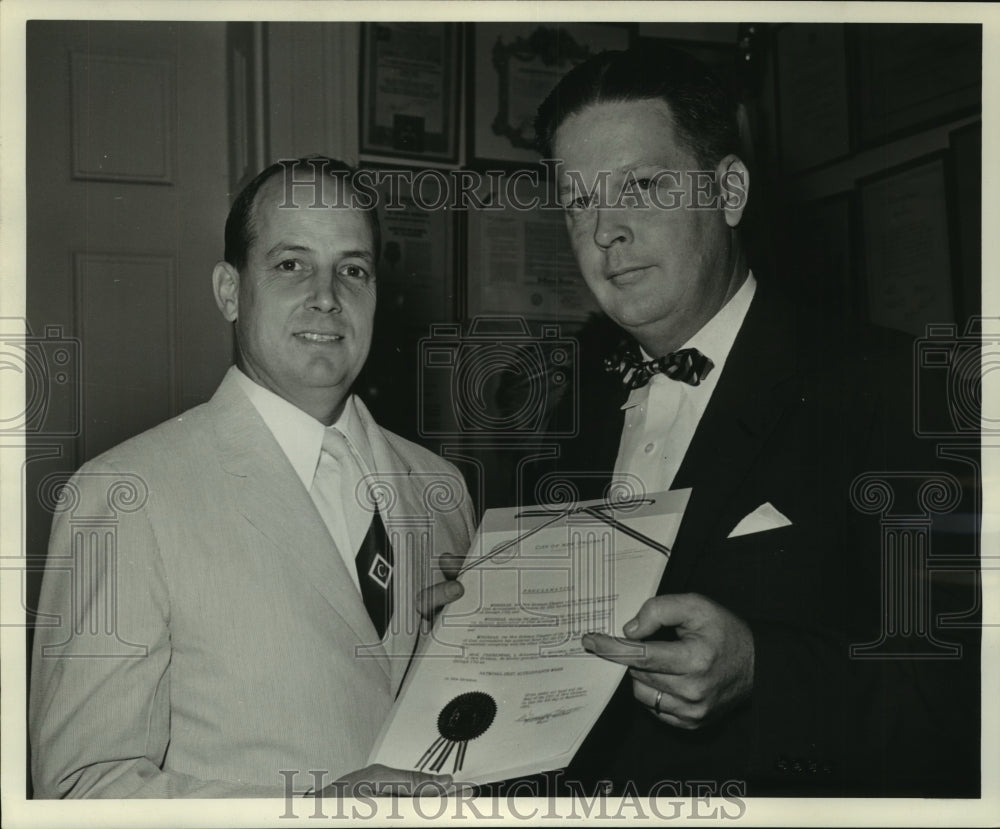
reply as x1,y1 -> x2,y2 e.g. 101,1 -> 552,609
368,489 -> 691,783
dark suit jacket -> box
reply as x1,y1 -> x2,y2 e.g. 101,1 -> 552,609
523,283 -> 980,797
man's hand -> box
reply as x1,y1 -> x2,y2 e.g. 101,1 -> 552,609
415,552 -> 464,620
318,763 -> 457,797
582,593 -> 754,730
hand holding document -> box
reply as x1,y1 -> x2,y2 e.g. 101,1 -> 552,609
368,489 -> 691,784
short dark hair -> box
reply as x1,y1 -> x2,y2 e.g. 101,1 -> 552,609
534,47 -> 740,169
223,156 -> 381,272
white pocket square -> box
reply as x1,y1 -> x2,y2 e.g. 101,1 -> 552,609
727,502 -> 792,538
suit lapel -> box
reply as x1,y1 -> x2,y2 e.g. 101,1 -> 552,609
559,346 -> 628,502
662,288 -> 801,591
207,373 -> 390,680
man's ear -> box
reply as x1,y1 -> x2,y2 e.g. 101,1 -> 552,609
212,261 -> 240,322
716,154 -> 749,229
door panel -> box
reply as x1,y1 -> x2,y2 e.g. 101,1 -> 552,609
24,21 -> 232,614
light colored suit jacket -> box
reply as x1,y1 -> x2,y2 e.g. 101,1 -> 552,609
29,370 -> 476,797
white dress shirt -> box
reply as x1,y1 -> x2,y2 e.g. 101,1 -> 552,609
230,366 -> 373,591
614,272 -> 757,495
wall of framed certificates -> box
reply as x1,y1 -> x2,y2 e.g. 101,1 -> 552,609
350,21 -> 640,330
247,19 -> 760,333
333,21 -> 643,451
235,19 -> 982,453
765,22 -> 981,335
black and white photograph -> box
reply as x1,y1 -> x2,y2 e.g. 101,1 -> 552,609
1,3 -> 995,827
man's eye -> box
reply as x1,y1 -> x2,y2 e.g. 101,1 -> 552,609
623,177 -> 654,193
277,259 -> 302,272
339,264 -> 370,279
563,195 -> 591,214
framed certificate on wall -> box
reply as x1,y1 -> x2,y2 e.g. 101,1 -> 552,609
465,171 -> 596,321
774,23 -> 851,173
859,153 -> 956,337
367,165 -> 458,327
360,22 -> 460,162
854,23 -> 980,147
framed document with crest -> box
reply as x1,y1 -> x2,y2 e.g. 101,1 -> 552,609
469,22 -> 633,165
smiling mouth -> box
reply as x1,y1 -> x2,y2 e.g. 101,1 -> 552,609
295,332 -> 344,343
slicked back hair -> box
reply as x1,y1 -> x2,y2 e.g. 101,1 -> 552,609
534,47 -> 740,169
223,156 -> 381,272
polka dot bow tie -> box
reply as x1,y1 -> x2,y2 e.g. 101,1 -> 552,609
603,341 -> 715,390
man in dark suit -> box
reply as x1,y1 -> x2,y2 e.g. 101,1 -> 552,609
526,48 -> 979,797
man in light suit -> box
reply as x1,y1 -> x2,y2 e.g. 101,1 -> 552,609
30,157 -> 475,798
526,48 -> 979,796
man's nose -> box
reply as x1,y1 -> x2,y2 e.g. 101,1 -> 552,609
307,270 -> 342,312
593,207 -> 633,249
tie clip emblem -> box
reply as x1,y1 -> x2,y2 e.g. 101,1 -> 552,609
368,554 -> 393,589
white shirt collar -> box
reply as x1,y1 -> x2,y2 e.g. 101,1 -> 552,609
683,269 -> 756,365
622,271 -> 757,409
229,366 -> 371,489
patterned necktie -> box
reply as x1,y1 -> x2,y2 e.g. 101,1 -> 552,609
604,340 -> 714,390
355,508 -> 394,639
316,428 -> 394,639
